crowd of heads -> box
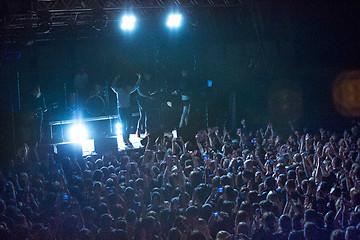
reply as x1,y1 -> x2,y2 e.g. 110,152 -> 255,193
1,121 -> 360,240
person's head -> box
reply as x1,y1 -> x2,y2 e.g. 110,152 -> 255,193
276,163 -> 286,175
82,207 -> 95,222
216,231 -> 232,240
260,200 -> 274,214
248,190 -> 258,204
350,191 -> 360,207
168,227 -> 182,240
304,222 -> 319,240
151,191 -> 162,206
287,170 -> 296,180
332,157 -> 342,170
185,206 -> 199,223
279,214 -> 292,233
293,153 -> 302,163
244,160 -> 254,171
18,172 -> 29,190
195,185 -> 208,204
263,212 -> 277,232
124,187 -> 135,201
330,187 -> 342,201
92,169 -> 103,182
115,218 -> 127,231
242,170 -> 254,183
325,211 -> 335,229
239,201 -> 252,215
188,230 -> 206,240
277,174 -> 287,188
78,228 -> 93,240
264,177 -> 276,190
305,209 -> 317,224
236,222 -> 250,237
349,212 -> 360,227
345,226 -> 358,240
285,179 -> 296,193
267,191 -> 279,205
224,185 -> 236,201
292,213 -> 303,231
235,210 -> 250,226
221,201 -> 234,216
32,85 -> 41,98
125,210 -> 136,226
330,229 -> 345,240
220,175 -> 231,186
189,171 -> 203,188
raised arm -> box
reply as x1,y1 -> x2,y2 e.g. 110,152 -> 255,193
111,75 -> 120,92
136,74 -> 154,99
127,73 -> 141,94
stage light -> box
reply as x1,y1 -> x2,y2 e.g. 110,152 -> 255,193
115,122 -> 122,136
166,13 -> 182,28
69,125 -> 88,142
82,139 -> 95,156
121,15 -> 136,31
92,9 -> 107,31
37,11 -> 52,34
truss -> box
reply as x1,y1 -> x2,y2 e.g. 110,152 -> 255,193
35,0 -> 245,11
1,0 -> 246,31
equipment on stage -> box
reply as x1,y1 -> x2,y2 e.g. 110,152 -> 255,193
63,82 -> 111,117
86,94 -> 105,116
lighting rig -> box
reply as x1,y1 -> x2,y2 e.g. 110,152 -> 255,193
1,0 -> 246,32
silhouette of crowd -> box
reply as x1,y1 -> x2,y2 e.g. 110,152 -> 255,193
1,121 -> 360,240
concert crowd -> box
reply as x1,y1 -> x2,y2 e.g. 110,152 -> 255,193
1,122 -> 360,240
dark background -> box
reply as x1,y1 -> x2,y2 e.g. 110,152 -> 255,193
1,0 -> 360,158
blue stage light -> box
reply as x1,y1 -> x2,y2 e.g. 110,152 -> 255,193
121,15 -> 136,31
166,13 -> 182,28
115,122 -> 122,136
69,125 -> 88,142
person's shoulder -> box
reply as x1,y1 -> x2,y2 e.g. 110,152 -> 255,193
112,87 -> 124,92
317,227 -> 327,234
273,232 -> 288,240
289,230 -> 304,240
273,232 -> 281,237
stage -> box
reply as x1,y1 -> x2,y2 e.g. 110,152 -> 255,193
45,133 -> 146,160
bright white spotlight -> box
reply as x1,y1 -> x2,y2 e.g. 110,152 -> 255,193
115,122 -> 122,136
69,125 -> 88,142
167,13 -> 182,28
121,15 -> 136,31
82,139 -> 95,156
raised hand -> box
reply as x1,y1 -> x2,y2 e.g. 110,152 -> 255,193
241,119 -> 246,127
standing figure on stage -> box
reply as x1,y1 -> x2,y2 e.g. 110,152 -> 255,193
179,69 -> 192,129
111,74 -> 140,146
136,71 -> 155,137
21,85 -> 47,161
73,66 -> 89,111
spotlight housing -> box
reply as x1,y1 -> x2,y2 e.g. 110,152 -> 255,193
37,11 -> 52,34
92,9 -> 107,31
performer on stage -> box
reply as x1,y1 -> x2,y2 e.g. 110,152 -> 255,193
73,66 -> 89,111
21,85 -> 47,161
179,69 -> 192,129
111,74 -> 140,146
136,71 -> 155,137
